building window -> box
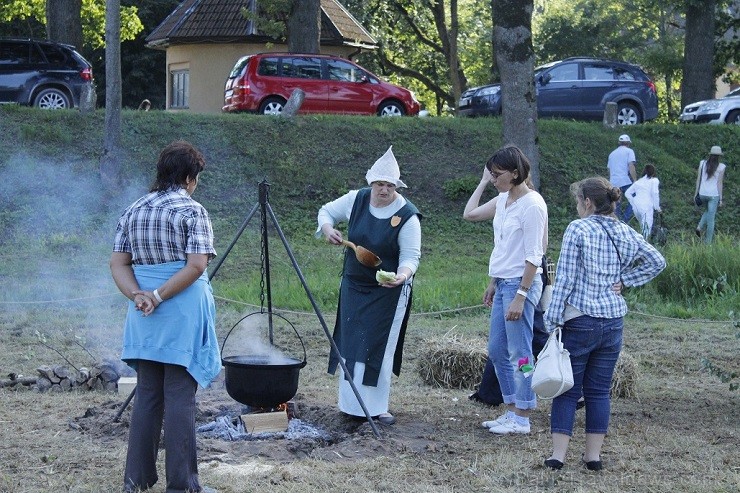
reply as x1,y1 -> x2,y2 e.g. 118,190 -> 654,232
171,69 -> 189,109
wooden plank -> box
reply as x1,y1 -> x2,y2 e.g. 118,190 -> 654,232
240,410 -> 289,434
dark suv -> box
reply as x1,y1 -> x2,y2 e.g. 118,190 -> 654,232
458,57 -> 658,125
0,38 -> 93,109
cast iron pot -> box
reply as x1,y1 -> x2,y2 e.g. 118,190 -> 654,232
221,312 -> 307,408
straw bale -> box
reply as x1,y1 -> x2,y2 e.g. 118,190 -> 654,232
417,332 -> 487,390
611,351 -> 639,398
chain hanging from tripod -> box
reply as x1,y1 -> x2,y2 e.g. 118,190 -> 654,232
259,204 -> 266,313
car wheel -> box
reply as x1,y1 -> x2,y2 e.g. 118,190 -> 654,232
616,103 -> 641,125
259,97 -> 286,115
378,101 -> 405,117
725,109 -> 740,125
34,88 -> 71,109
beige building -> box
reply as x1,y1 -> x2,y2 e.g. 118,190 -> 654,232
146,0 -> 376,114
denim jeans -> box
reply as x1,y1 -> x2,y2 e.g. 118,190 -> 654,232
488,276 -> 542,410
616,184 -> 634,223
550,315 -> 623,436
697,195 -> 720,243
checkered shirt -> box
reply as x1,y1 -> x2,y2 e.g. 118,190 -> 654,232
546,215 -> 665,326
113,188 -> 216,265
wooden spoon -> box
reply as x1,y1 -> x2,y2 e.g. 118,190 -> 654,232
340,239 -> 382,268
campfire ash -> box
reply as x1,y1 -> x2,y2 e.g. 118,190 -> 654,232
197,415 -> 331,442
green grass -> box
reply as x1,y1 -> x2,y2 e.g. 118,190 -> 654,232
0,106 -> 737,319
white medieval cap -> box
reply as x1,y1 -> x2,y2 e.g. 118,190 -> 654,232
365,146 -> 407,188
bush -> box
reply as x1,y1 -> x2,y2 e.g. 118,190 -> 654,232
653,237 -> 740,302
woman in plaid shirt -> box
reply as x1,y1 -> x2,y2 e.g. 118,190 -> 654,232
110,140 -> 220,493
543,176 -> 665,471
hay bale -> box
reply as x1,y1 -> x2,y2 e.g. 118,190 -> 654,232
417,332 -> 487,389
611,351 -> 639,398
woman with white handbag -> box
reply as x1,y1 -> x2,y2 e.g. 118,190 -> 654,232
543,177 -> 665,471
463,145 -> 548,435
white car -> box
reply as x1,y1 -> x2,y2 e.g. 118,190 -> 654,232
679,87 -> 740,124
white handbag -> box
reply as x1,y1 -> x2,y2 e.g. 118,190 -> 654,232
531,326 -> 574,399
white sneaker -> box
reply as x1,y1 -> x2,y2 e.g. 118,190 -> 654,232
481,413 -> 509,429
488,417 -> 530,434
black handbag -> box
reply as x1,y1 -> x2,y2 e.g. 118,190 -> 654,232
694,161 -> 704,206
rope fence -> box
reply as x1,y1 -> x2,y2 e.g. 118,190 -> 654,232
0,292 -> 733,325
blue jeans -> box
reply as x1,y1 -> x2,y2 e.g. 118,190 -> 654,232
550,315 -> 623,436
616,184 -> 634,222
697,195 -> 720,243
488,276 -> 542,410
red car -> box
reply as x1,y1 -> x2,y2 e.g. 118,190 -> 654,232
223,53 -> 420,116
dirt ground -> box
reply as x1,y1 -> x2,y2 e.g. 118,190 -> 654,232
1,313 -> 738,493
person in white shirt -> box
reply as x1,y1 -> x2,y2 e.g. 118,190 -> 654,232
625,164 -> 661,239
694,145 -> 727,243
607,134 -> 637,222
463,145 -> 548,435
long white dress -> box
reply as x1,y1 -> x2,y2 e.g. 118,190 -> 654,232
625,175 -> 660,238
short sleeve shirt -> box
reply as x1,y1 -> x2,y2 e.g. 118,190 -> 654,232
113,188 -> 216,265
607,146 -> 636,188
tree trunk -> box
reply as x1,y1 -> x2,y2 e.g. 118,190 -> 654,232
100,0 -> 123,190
45,0 -> 83,49
429,0 -> 466,105
287,0 -> 321,54
681,0 -> 716,109
492,0 -> 540,189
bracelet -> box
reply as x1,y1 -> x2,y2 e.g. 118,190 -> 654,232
152,289 -> 164,303
399,273 -> 408,283
518,284 -> 529,292
516,289 -> 528,298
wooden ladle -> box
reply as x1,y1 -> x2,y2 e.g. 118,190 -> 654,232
340,239 -> 382,268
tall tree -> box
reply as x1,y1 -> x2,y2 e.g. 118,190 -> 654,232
100,0 -> 122,189
492,0 -> 540,188
681,0 -> 717,107
287,0 -> 320,53
45,0 -> 83,49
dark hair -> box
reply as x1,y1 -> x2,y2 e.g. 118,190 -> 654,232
485,145 -> 529,186
643,164 -> 656,178
150,140 -> 206,192
704,154 -> 719,179
570,176 -> 621,215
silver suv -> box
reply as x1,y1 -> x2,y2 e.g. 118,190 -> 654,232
0,38 -> 93,109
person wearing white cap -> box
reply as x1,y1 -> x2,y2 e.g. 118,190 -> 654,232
694,145 -> 727,243
316,146 -> 421,425
607,134 -> 637,222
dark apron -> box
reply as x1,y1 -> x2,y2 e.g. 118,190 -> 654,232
328,188 -> 420,387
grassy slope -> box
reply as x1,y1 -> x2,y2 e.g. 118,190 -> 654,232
0,106 -> 737,313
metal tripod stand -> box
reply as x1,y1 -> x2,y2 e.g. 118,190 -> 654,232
115,181 -> 381,438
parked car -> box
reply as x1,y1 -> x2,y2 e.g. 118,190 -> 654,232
0,38 -> 93,109
679,87 -> 740,124
223,53 -> 420,117
458,57 -> 659,125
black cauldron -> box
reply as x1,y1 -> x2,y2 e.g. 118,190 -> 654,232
221,313 -> 307,408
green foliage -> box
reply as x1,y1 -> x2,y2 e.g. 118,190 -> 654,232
653,237 -> 740,300
442,176 -> 480,200
0,0 -> 143,49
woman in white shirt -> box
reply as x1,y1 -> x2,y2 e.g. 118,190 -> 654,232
694,145 -> 727,243
463,145 -> 548,435
625,164 -> 661,239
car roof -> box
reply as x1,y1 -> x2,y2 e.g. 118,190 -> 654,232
0,37 -> 77,50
